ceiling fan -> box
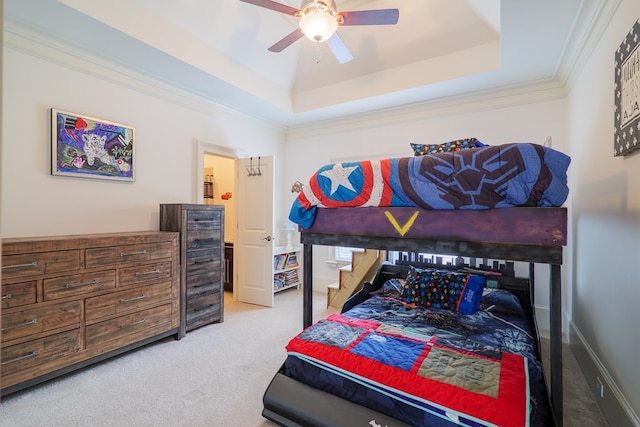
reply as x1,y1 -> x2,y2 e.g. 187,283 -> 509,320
240,0 -> 399,64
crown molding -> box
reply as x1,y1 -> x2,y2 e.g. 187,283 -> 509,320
554,0 -> 622,90
286,79 -> 567,140
3,21 -> 287,136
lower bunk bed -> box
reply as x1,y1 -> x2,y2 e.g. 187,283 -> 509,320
262,207 -> 567,427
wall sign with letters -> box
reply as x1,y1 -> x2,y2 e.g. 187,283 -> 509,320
614,19 -> 640,157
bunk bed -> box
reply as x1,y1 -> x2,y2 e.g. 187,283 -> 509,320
263,142 -> 569,426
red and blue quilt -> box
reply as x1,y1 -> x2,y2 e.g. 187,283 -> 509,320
284,284 -> 552,426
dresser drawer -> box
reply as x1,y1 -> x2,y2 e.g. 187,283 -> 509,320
1,329 -> 81,378
186,209 -> 222,252
43,270 -> 116,301
85,304 -> 173,349
2,250 -> 81,280
2,281 -> 37,309
186,272 -> 221,295
1,301 -> 82,342
185,229 -> 221,252
85,242 -> 172,268
187,209 -> 222,229
119,261 -> 172,286
85,281 -> 173,322
185,252 -> 221,277
186,293 -> 221,328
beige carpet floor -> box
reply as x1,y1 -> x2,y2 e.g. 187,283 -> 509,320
0,289 -> 608,426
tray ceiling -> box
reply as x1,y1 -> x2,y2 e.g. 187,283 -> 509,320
4,0 -> 602,126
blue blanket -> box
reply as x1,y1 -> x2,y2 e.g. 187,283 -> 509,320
289,143 -> 570,228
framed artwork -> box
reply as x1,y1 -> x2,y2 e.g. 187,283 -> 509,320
614,19 -> 640,157
51,109 -> 135,181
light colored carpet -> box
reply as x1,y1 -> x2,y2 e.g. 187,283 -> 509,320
0,289 -> 608,426
540,337 -> 609,427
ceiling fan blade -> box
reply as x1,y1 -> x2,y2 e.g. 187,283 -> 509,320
268,28 -> 305,52
338,9 -> 399,26
239,0 -> 300,16
326,33 -> 353,64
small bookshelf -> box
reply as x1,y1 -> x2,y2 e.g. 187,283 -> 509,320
273,246 -> 301,293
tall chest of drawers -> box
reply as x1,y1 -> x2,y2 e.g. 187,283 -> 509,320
160,204 -> 224,333
0,231 -> 181,396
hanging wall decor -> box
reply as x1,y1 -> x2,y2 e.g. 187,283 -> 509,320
51,109 -> 135,181
614,19 -> 640,157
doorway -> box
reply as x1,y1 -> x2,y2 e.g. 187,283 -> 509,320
204,153 -> 235,293
197,141 -> 239,298
196,141 -> 276,308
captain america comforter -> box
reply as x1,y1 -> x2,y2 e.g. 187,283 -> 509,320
283,280 -> 552,426
289,142 -> 570,228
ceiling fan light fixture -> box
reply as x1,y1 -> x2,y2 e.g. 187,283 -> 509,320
298,1 -> 338,42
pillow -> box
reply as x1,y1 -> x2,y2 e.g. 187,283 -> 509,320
401,267 -> 485,314
410,137 -> 486,156
370,278 -> 405,297
480,288 -> 524,314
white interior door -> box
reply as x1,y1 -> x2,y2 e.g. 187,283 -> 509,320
236,156 -> 274,307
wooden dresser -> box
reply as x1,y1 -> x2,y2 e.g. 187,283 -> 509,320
0,231 -> 181,396
159,204 -> 224,333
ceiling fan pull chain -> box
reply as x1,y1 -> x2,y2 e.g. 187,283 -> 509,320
316,42 -> 321,64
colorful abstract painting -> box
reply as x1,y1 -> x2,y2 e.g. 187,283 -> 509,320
51,109 -> 135,181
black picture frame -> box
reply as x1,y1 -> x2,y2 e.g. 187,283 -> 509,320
614,19 -> 640,157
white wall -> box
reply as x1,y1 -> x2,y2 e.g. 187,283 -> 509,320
567,0 -> 640,420
1,46 -> 285,239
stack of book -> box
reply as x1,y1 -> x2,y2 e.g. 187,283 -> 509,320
273,269 -> 299,290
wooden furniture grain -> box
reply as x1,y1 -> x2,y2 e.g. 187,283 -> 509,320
160,204 -> 224,333
0,231 -> 181,397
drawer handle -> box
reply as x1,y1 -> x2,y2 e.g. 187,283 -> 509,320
193,259 -> 213,265
134,269 -> 161,277
1,350 -> 38,366
194,304 -> 215,312
193,219 -> 213,222
120,294 -> 146,304
120,250 -> 148,257
120,317 -> 146,328
1,318 -> 37,332
193,282 -> 215,289
2,261 -> 38,270
194,238 -> 215,243
2,293 -> 12,300
65,279 -> 100,289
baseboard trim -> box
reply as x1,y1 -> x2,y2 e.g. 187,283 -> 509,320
569,322 -> 640,427
534,305 -> 570,341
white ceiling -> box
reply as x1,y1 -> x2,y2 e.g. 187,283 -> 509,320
4,0 -> 605,127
